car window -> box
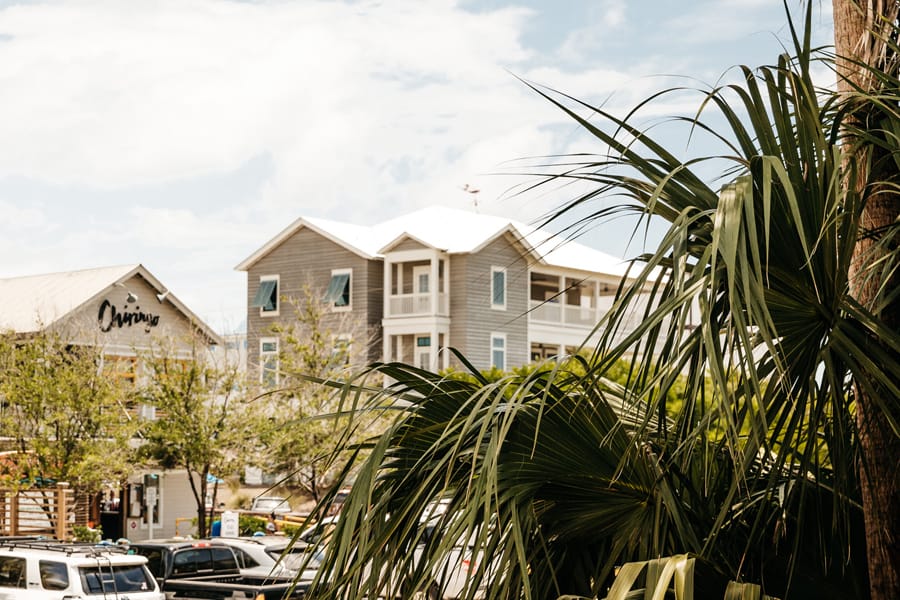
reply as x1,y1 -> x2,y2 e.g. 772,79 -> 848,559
211,547 -> 236,571
232,547 -> 259,569
173,549 -> 211,575
301,522 -> 336,545
130,548 -> 163,578
0,556 -> 26,588
80,564 -> 155,594
39,560 -> 69,590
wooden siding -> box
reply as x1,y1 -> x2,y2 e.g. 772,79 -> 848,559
388,237 -> 429,253
52,274 -> 201,354
448,234 -> 529,370
246,227 -> 382,374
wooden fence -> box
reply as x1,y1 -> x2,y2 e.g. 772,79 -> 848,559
0,483 -> 75,539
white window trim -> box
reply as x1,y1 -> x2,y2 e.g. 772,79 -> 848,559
490,332 -> 506,371
257,274 -> 280,317
330,268 -> 352,312
260,336 -> 279,386
491,266 -> 507,310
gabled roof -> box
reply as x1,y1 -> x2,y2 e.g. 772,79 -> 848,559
236,205 -> 630,278
0,264 -> 222,344
235,216 -> 386,271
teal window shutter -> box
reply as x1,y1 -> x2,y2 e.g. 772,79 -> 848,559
324,273 -> 351,306
251,279 -> 278,311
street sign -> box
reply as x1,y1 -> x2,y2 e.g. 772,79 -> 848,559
221,511 -> 239,537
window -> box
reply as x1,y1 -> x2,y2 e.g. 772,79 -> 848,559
412,265 -> 430,294
231,548 -> 260,569
324,269 -> 351,310
173,549 -> 210,575
490,333 -> 506,370
251,276 -> 279,315
491,267 -> 506,309
260,338 -> 279,387
0,557 -> 26,588
39,560 -> 69,591
79,564 -> 155,594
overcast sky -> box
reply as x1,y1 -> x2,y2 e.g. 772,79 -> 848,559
0,0 -> 833,333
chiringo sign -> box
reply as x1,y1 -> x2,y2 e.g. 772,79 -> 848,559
98,299 -> 160,333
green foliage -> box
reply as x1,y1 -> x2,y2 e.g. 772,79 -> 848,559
72,524 -> 102,543
237,513 -> 301,537
259,284 -> 384,501
441,353 -> 688,416
136,335 -> 254,538
0,330 -> 137,492
300,6 -> 897,600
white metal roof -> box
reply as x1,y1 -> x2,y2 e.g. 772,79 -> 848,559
0,264 -> 139,333
0,264 -> 222,343
237,205 -> 631,278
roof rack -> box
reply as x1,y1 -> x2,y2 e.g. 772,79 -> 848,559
0,540 -> 128,557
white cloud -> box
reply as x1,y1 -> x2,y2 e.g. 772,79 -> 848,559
0,0 -> 534,191
0,0 -> 836,331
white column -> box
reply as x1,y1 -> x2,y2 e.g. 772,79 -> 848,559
431,326 -> 439,370
430,253 -> 439,315
382,332 -> 391,363
559,275 -> 566,324
384,259 -> 393,318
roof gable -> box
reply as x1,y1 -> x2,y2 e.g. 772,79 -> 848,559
0,264 -> 222,345
236,205 -> 630,279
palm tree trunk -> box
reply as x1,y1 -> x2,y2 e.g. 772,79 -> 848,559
833,2 -> 900,598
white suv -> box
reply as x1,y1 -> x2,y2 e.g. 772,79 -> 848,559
0,539 -> 163,600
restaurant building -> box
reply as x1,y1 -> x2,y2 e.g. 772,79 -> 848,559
0,263 -> 222,540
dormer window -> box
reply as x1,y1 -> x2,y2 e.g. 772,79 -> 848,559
251,275 -> 279,316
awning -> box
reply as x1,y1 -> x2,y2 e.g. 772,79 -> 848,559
323,273 -> 350,306
251,279 -> 277,310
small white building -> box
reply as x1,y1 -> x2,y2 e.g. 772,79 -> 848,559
0,264 -> 223,541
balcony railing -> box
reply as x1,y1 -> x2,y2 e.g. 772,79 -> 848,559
529,300 -> 600,327
388,293 -> 449,317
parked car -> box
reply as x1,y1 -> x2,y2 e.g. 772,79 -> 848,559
126,539 -> 241,585
127,539 -> 306,599
0,539 -> 162,600
209,536 -> 320,581
298,506 -> 492,600
249,496 -> 292,514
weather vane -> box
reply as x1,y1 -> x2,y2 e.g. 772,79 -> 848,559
461,183 -> 480,212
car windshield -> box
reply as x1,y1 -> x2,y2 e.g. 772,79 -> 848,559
79,564 -> 155,594
271,547 -> 323,572
254,498 -> 288,511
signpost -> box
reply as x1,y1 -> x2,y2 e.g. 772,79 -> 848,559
145,486 -> 157,539
221,511 -> 239,538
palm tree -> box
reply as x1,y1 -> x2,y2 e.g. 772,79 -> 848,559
832,1 -> 900,598
301,6 -> 899,600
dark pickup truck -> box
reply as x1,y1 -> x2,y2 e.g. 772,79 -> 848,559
128,539 -> 307,600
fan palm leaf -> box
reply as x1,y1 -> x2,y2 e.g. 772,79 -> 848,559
300,5 -> 898,600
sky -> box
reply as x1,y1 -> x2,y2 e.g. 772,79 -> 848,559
0,0 -> 835,334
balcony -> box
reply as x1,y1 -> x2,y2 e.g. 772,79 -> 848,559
388,292 -> 449,317
528,298 -> 611,328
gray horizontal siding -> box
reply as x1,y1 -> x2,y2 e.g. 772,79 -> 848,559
245,227 -> 382,374
448,234 -> 529,371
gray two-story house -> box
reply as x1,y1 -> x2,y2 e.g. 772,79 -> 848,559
236,206 -> 632,382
